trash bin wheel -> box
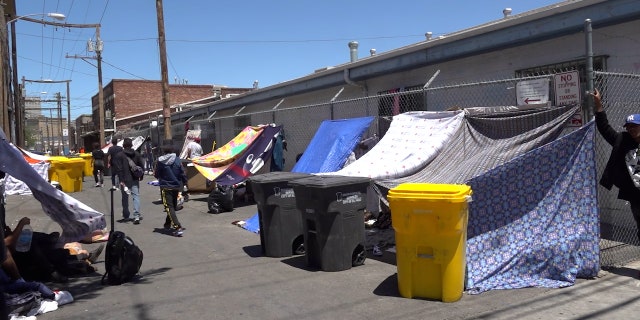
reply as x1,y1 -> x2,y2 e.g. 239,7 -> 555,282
352,245 -> 366,267
292,236 -> 305,255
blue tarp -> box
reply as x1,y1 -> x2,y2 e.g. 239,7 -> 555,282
292,116 -> 374,173
465,122 -> 599,293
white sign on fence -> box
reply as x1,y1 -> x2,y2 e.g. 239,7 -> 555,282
554,71 -> 581,106
516,78 -> 549,105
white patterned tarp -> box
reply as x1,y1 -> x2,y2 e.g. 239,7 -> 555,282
465,121 -> 599,292
5,162 -> 50,195
333,111 -> 464,179
378,105 -> 580,189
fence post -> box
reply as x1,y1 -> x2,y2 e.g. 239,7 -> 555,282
423,70 -> 441,111
584,19 -> 594,121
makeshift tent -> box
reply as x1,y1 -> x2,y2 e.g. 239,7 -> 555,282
465,121 -> 599,292
101,135 -> 145,153
215,125 -> 282,186
292,116 -> 375,173
193,125 -> 266,180
333,111 -> 464,179
377,105 -> 579,189
0,131 -> 106,243
5,149 -> 50,195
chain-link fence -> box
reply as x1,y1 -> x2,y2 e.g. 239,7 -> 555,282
594,71 -> 640,268
122,69 -> 640,269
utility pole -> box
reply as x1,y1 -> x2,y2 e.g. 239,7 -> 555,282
20,17 -> 105,147
56,92 -> 63,155
23,78 -> 72,153
156,0 -> 172,141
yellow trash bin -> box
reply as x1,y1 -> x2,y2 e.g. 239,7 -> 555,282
388,183 -> 472,302
47,156 -> 68,182
79,153 -> 94,177
49,157 -> 85,193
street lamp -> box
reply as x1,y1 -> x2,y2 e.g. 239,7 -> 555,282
7,12 -> 66,147
6,12 -> 66,24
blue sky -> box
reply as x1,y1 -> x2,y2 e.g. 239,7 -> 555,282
14,0 -> 561,120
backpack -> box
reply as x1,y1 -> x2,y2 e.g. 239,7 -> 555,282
101,230 -> 143,285
207,184 -> 234,214
127,156 -> 144,179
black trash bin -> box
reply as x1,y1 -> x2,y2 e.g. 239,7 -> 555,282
290,175 -> 371,272
248,172 -> 312,257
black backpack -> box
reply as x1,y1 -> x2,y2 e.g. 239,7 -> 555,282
102,187 -> 144,285
101,230 -> 143,285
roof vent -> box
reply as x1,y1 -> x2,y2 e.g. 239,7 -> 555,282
370,49 -> 376,56
348,41 -> 359,62
503,8 -> 512,18
425,32 -> 433,40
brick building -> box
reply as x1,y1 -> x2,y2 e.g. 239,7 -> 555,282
82,79 -> 251,148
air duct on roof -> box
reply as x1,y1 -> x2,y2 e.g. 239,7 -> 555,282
503,8 -> 512,18
348,41 -> 359,62
425,32 -> 433,40
370,49 -> 376,56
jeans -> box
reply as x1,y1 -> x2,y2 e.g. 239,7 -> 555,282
121,181 -> 141,220
3,279 -> 55,300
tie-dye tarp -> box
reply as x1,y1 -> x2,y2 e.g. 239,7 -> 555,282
465,122 -> 599,293
333,111 -> 463,179
193,126 -> 266,180
215,125 -> 283,186
0,131 -> 106,243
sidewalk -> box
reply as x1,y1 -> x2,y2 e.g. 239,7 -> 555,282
3,177 -> 640,320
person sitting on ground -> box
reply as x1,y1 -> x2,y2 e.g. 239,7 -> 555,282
4,218 -> 102,282
1,250 -> 56,301
154,144 -> 188,237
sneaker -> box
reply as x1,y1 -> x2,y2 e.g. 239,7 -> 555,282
172,228 -> 184,237
117,218 -> 131,223
94,183 -> 100,187
133,218 -> 140,225
53,290 -> 74,306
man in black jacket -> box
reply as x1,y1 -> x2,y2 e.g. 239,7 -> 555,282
115,138 -> 145,224
592,89 -> 640,241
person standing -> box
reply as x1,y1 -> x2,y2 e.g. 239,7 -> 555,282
91,142 -> 105,187
114,138 -> 144,225
106,137 -> 124,188
154,144 -> 188,237
592,88 -> 640,241
186,137 -> 203,159
143,136 -> 155,174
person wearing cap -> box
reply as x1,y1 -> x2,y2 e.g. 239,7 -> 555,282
592,88 -> 640,241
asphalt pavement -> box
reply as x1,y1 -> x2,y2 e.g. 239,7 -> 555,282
3,176 -> 640,320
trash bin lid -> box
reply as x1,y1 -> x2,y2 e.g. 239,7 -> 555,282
388,183 -> 472,202
248,172 -> 311,184
289,175 -> 370,188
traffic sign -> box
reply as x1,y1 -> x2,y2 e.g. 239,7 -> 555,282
554,71 -> 581,106
516,78 -> 549,105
